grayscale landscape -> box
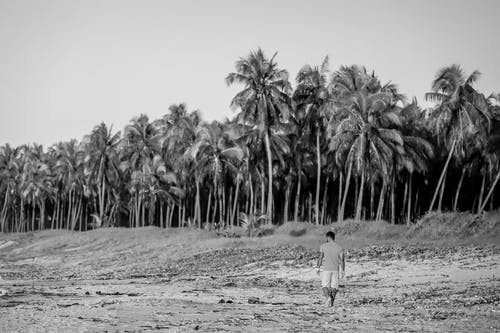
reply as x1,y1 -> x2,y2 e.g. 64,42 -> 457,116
1,0 -> 499,332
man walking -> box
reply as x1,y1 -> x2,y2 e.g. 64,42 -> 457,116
316,231 -> 345,306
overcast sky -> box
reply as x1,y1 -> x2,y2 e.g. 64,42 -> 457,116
1,0 -> 499,146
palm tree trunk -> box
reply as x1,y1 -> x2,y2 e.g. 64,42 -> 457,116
211,194 -> 218,226
237,204 -> 240,227
78,200 -> 82,230
249,174 -> 254,216
181,201 -> 186,228
99,175 -> 106,224
177,202 -> 182,228
390,172 -> 395,224
308,193 -> 312,223
50,195 -> 57,230
369,180 -> 374,220
256,183 -> 261,216
227,189 -> 232,227
477,173 -> 487,214
453,168 -> 466,211
30,202 -> 34,232
407,173 -> 413,224
165,206 -> 170,228
376,181 -> 386,221
315,131 -> 321,225
160,204 -> 164,228
354,177 -> 359,218
74,196 -> 82,230
141,196 -> 146,228
206,189 -> 212,226
196,179 -> 201,227
264,131 -> 273,219
437,168 -> 447,212
355,168 -> 365,221
0,188 -> 9,232
300,195 -> 305,221
58,200 -> 63,229
244,190 -> 249,213
219,187 -> 224,227
294,175 -> 301,222
339,160 -> 353,222
284,180 -> 290,224
321,177 -> 329,225
83,203 -> 87,231
193,183 -> 198,227
478,168 -> 500,214
221,185 -> 226,228
231,177 -> 240,226
19,198 -> 25,232
413,189 -> 419,220
71,194 -> 79,230
260,175 -> 265,215
337,172 -> 343,223
135,193 -> 140,228
67,189 -> 72,230
170,205 -> 175,228
54,194 -> 61,229
428,138 -> 456,213
402,176 -> 408,221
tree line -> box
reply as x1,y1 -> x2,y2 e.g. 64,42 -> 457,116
1,49 -> 499,233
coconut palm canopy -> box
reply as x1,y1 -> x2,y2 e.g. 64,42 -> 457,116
0,52 -> 499,233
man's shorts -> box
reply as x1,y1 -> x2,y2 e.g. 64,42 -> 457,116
321,270 -> 339,289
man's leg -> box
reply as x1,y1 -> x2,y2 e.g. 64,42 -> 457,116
321,271 -> 333,306
328,288 -> 337,306
328,271 -> 340,306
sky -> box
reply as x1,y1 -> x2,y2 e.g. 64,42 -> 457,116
1,0 -> 499,147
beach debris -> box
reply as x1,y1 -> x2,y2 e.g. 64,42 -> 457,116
248,297 -> 262,304
57,303 -> 80,308
96,291 -> 141,296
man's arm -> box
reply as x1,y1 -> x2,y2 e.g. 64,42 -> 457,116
316,251 -> 324,274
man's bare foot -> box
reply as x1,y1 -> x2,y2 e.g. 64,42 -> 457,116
329,288 -> 337,307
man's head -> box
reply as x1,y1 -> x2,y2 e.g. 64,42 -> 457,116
325,231 -> 335,242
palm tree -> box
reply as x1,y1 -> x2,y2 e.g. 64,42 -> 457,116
396,101 -> 435,222
51,140 -> 85,230
293,56 -> 330,225
19,144 -> 54,231
154,104 -> 200,227
155,104 -> 200,160
122,114 -> 158,170
426,65 -> 492,213
0,145 -> 20,232
328,90 -> 405,221
121,115 -> 160,227
327,65 -> 408,222
190,122 -> 243,228
83,123 -> 121,228
127,154 -> 182,227
478,119 -> 500,214
226,48 -> 292,220
284,129 -> 314,222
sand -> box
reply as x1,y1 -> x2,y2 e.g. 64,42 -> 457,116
0,224 -> 499,332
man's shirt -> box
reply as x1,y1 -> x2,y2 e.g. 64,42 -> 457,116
320,242 -> 343,271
